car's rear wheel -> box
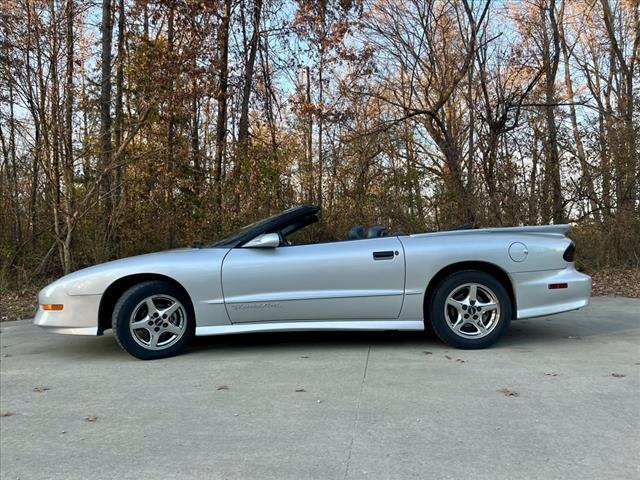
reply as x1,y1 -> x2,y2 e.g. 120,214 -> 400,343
112,281 -> 195,360
429,270 -> 512,349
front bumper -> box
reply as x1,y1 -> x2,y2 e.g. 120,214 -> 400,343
512,265 -> 592,319
33,285 -> 101,336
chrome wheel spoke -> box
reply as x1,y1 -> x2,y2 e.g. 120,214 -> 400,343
137,326 -> 154,339
130,316 -> 150,330
146,298 -> 159,317
447,298 -> 466,314
164,322 -> 182,335
480,301 -> 498,312
467,285 -> 478,304
149,330 -> 162,348
160,302 -> 180,319
475,319 -> 488,335
451,317 -> 466,332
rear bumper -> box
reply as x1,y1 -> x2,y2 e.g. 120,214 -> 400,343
512,266 -> 592,319
33,284 -> 101,336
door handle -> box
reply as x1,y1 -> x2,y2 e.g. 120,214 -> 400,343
373,250 -> 395,260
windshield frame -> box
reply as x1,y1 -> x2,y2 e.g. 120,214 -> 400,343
210,205 -> 320,248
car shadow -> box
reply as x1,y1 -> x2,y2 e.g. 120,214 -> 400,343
27,331 -> 124,360
186,312 -> 638,355
188,329 -> 434,353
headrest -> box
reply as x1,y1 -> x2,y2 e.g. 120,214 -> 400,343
367,225 -> 389,238
347,225 -> 366,240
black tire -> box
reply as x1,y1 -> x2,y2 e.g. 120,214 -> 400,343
112,281 -> 195,360
428,270 -> 512,349
423,315 -> 435,336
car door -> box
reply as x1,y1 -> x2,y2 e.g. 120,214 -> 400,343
221,237 -> 405,323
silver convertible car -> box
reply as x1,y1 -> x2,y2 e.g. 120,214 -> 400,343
35,205 -> 591,359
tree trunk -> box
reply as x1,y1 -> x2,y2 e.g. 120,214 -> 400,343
99,0 -> 113,256
540,0 -> 563,224
305,66 -> 313,203
558,13 -> 600,222
62,0 -> 75,273
259,33 -> 283,207
166,4 -> 176,247
237,0 -> 262,157
214,0 -> 231,230
114,0 -> 125,202
317,54 -> 324,208
7,81 -> 21,245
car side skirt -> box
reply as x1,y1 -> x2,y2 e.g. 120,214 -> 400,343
195,320 -> 424,336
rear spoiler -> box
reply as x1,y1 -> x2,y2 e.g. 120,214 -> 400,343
418,224 -> 571,238
473,224 -> 571,236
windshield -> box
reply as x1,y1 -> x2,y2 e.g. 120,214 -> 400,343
210,207 -> 304,247
211,216 -> 277,247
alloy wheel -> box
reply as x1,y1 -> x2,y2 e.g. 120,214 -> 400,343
443,283 -> 501,339
129,295 -> 187,350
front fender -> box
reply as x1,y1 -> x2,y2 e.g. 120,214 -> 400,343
36,247 -> 232,332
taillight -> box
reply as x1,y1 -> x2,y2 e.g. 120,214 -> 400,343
563,242 -> 576,262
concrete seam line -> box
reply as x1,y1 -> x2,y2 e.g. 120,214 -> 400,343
344,344 -> 371,480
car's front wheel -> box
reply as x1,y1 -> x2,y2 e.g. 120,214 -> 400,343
112,281 -> 195,360
429,270 -> 512,349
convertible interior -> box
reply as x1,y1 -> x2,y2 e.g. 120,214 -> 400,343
276,212 -> 397,247
211,205 -> 405,248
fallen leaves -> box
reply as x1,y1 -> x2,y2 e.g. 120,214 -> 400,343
444,355 -> 465,363
500,388 -> 519,397
590,268 -> 640,298
0,284 -> 42,321
33,386 -> 50,393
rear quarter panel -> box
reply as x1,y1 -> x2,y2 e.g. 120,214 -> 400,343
398,232 -> 573,319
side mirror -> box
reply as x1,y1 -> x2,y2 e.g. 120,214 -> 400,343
243,232 -> 281,248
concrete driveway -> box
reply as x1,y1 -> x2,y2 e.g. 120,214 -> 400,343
1,297 -> 638,480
